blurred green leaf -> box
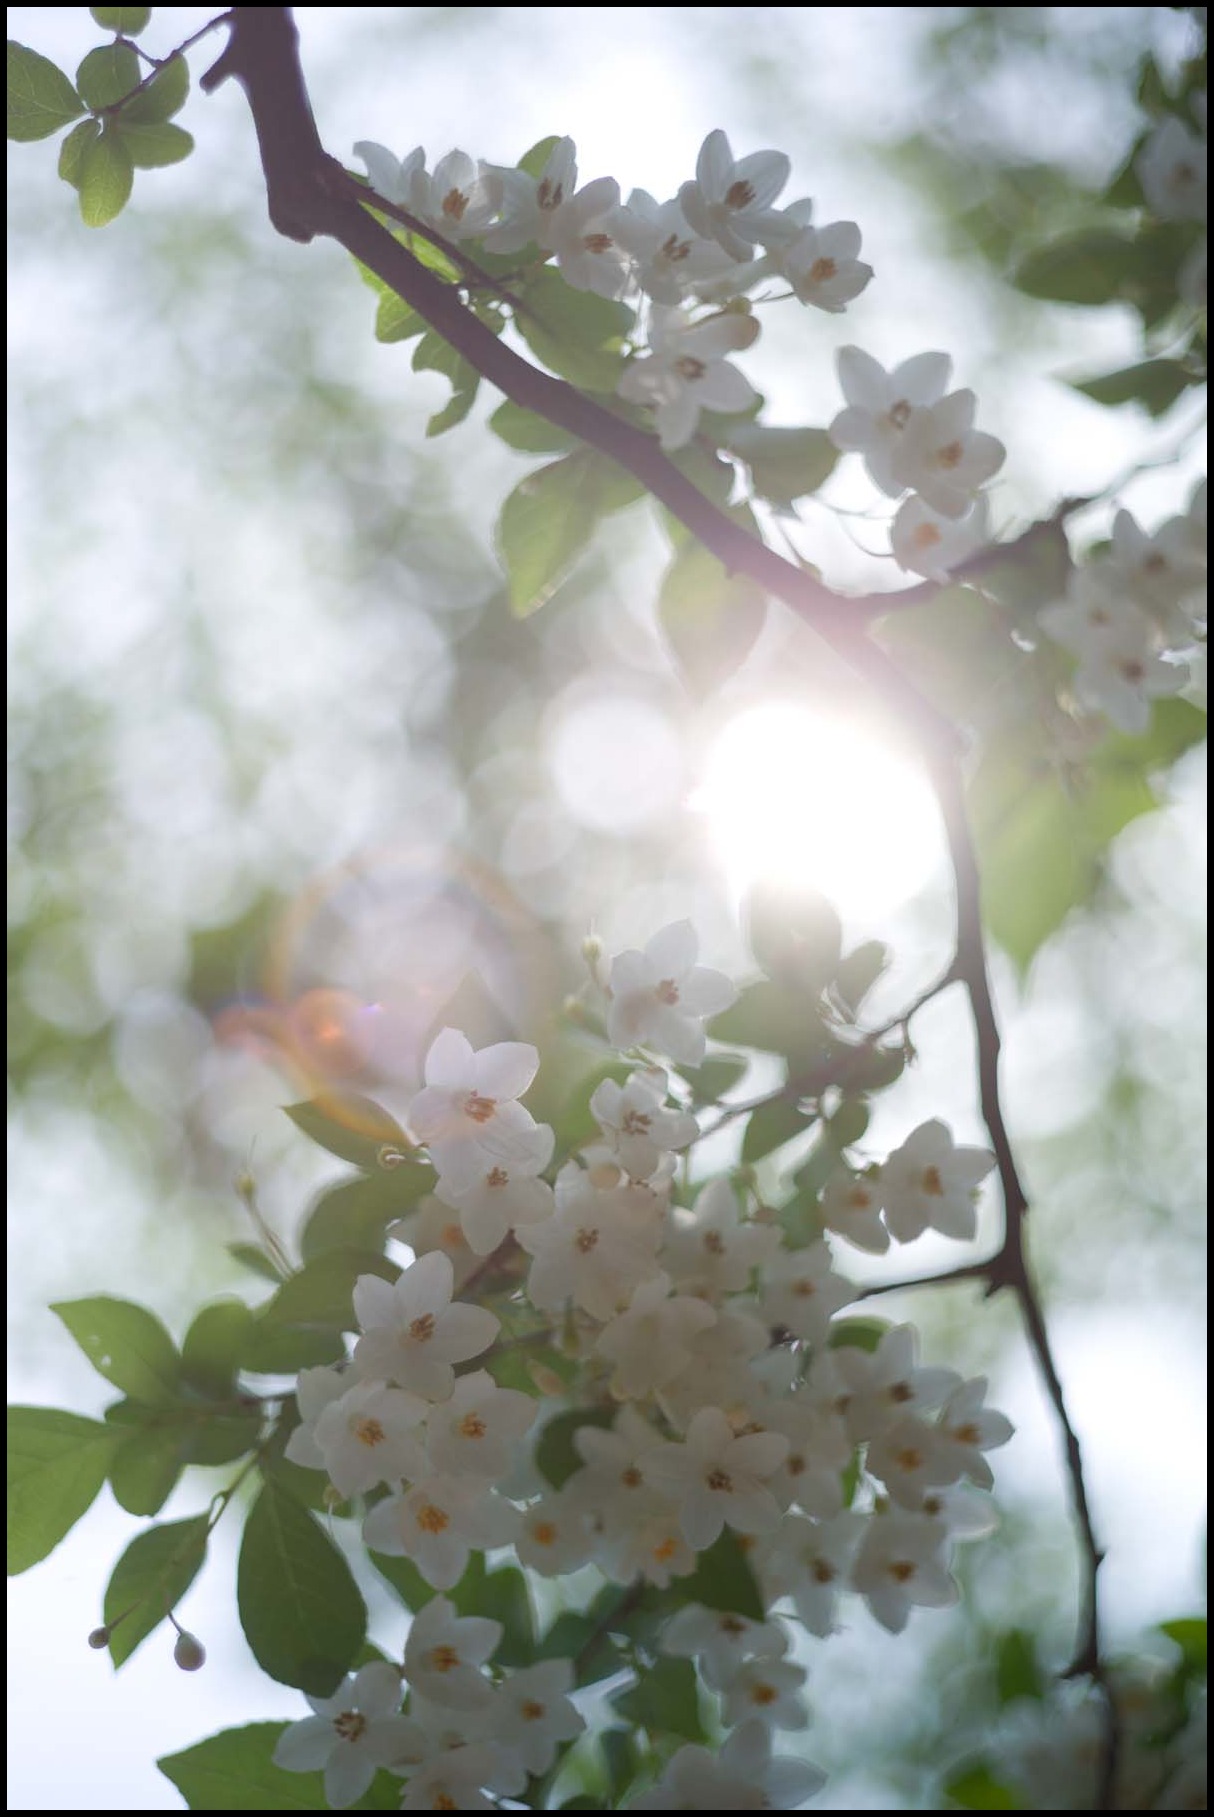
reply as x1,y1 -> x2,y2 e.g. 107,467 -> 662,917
7,42 -> 85,141
518,135 -> 562,178
690,1055 -> 749,1104
741,1096 -> 810,1164
1160,1616 -> 1207,1672
284,1092 -> 411,1170
108,1422 -> 186,1515
105,1514 -> 209,1667
746,883 -> 842,994
253,1248 -> 397,1336
90,7 -> 153,34
489,400 -> 578,453
601,1729 -> 642,1806
299,1168 -> 434,1264
367,1547 -> 432,1613
711,980 -> 836,1078
670,1528 -> 766,1621
411,330 -> 480,437
829,1318 -> 889,1353
7,1407 -> 117,1574
535,1406 -> 615,1489
945,1764 -> 1023,1809
159,1723 -> 328,1810
612,1656 -> 707,1744
996,1628 -> 1046,1704
1015,230 -> 1138,305
237,1477 -> 366,1695
833,941 -> 890,1018
373,290 -> 426,343
516,267 -> 634,390
227,1242 -> 289,1285
725,423 -> 838,504
496,448 -> 641,616
51,1296 -> 180,1404
657,538 -> 767,695
57,115 -> 100,186
181,1299 -> 256,1399
1070,358 -> 1193,417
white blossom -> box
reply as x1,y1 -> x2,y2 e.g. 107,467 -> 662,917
399,1740 -> 516,1811
589,1067 -> 698,1182
617,306 -> 761,453
514,1489 -> 598,1576
1073,622 -> 1190,734
756,1510 -> 867,1638
630,1717 -> 825,1810
936,1375 -> 1014,1489
777,219 -> 873,313
353,140 -> 425,208
352,1251 -> 499,1400
829,345 -> 953,496
408,1027 -> 542,1193
518,1164 -> 661,1320
622,188 -> 736,303
310,1378 -> 429,1498
891,389 -> 1006,519
721,1656 -> 810,1731
490,1659 -> 586,1776
363,1474 -> 520,1589
851,1507 -> 958,1633
594,1270 -> 718,1398
403,1595 -> 501,1710
434,1121 -> 556,1257
273,1661 -> 411,1809
423,1369 -> 537,1479
818,1166 -> 890,1255
761,1237 -> 856,1342
661,1602 -> 788,1692
606,920 -> 738,1066
867,1411 -> 964,1509
891,493 -> 991,581
878,1119 -> 996,1243
645,1404 -> 788,1551
832,1324 -> 961,1444
679,129 -> 796,261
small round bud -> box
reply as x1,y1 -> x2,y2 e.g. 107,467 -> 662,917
561,995 -> 592,1027
173,1631 -> 206,1672
581,934 -> 603,964
235,1170 -> 257,1204
87,1627 -> 110,1650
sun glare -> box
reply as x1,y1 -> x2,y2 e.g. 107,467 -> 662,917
694,702 -> 944,922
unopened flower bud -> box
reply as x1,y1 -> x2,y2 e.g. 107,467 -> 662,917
581,934 -> 603,964
173,1630 -> 206,1672
87,1626 -> 110,1650
527,1361 -> 565,1397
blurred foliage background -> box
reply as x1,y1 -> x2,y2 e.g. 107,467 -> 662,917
7,6 -> 1206,1810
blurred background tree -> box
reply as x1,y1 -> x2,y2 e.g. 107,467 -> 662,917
7,6 -> 1206,1810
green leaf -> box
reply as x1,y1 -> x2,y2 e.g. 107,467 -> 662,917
516,266 -> 634,391
411,330 -> 480,437
827,1095 -> 870,1149
254,1247 -> 396,1336
459,1562 -> 534,1666
76,121 -> 134,226
7,1407 -> 117,1574
833,940 -> 890,1017
285,1092 -> 411,1170
374,290 -> 426,344
537,1609 -> 625,1686
90,7 -> 152,33
367,1547 -> 432,1612
238,1477 -> 367,1695
51,1296 -> 180,1403
829,1317 -> 889,1353
995,1628 -> 1045,1705
1160,1616 -> 1207,1672
105,1514 -> 209,1667
496,448 -> 641,617
601,1729 -> 641,1806
489,400 -> 577,453
745,883 -> 842,993
227,1241 -> 288,1284
657,538 -> 767,695
120,51 -> 187,123
242,1323 -> 346,1375
612,1656 -> 707,1744
1070,358 -> 1193,418
108,1421 -> 186,1515
518,135 -> 562,179
741,1096 -> 810,1164
1014,230 -> 1138,305
970,698 -> 1208,972
711,980 -> 836,1078
116,119 -> 192,168
75,41 -> 141,110
7,42 -> 85,141
181,1299 -> 256,1398
535,1407 -> 615,1489
299,1167 -> 434,1264
159,1722 -> 329,1811
724,423 -> 838,504
690,1055 -> 749,1104
945,1764 -> 1023,1809
58,115 -> 101,187
671,1528 -> 766,1621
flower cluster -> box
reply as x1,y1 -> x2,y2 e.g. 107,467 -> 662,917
276,921 -> 1014,1808
1039,482 -> 1206,734
354,127 -> 873,452
827,346 -> 1006,580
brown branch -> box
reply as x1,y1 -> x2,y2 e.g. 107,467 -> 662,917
200,9 -> 1118,1802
